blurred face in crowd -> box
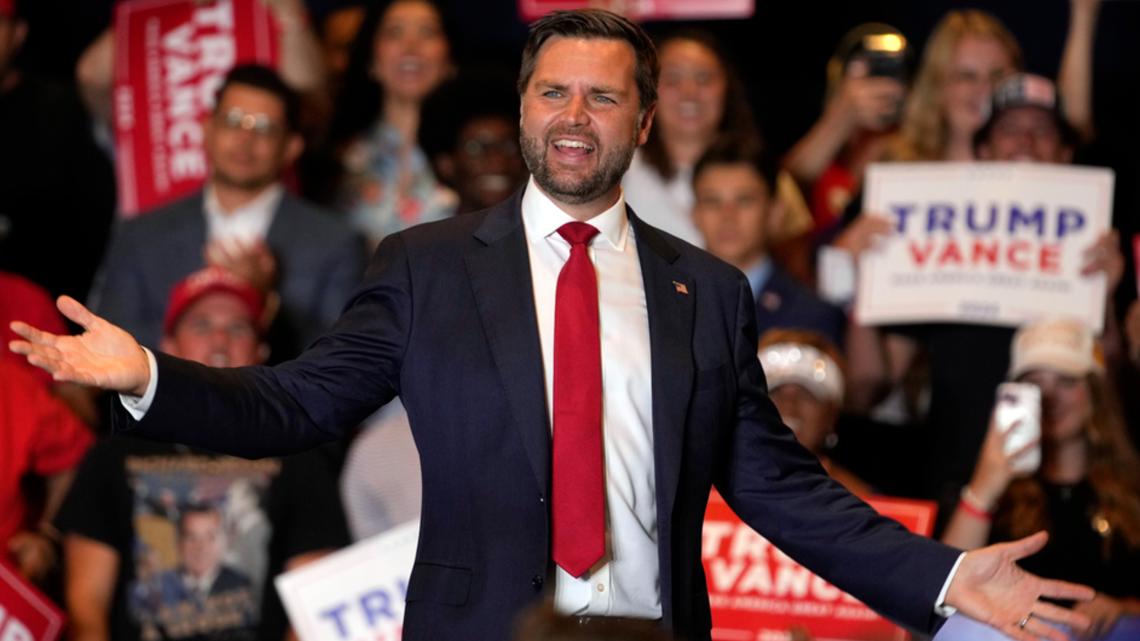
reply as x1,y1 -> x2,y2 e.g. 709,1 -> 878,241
161,292 -> 266,368
656,38 -> 726,144
769,383 -> 839,454
692,163 -> 773,269
0,14 -> 27,83
443,115 -> 526,212
322,5 -> 366,84
179,510 -> 226,580
1019,369 -> 1092,446
977,107 -> 1072,164
941,35 -> 1015,138
204,83 -> 302,193
520,37 -> 653,211
373,0 -> 451,104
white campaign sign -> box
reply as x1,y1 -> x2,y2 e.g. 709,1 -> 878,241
856,162 -> 1114,330
276,521 -> 419,641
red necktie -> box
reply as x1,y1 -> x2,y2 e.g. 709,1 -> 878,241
552,221 -> 604,578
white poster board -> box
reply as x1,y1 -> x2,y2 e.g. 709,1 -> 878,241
276,521 -> 419,641
856,162 -> 1114,330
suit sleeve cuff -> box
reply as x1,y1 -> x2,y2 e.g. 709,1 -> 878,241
934,552 -> 966,618
119,348 -> 158,420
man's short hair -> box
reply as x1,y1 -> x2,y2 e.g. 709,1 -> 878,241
214,64 -> 301,133
517,9 -> 658,114
692,137 -> 780,194
177,503 -> 222,535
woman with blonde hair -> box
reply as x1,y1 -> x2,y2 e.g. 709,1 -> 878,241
942,319 -> 1140,638
891,9 -> 1022,162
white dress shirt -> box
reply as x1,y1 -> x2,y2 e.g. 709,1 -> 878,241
520,178 -> 661,618
203,183 -> 283,245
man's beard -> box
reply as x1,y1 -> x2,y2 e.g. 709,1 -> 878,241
520,126 -> 637,205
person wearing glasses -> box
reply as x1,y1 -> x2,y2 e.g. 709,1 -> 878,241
89,64 -> 365,359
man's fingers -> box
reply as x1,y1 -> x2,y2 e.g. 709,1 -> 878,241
1024,617 -> 1071,641
1032,601 -> 1091,631
1005,530 -> 1049,559
57,296 -> 100,331
1037,577 -> 1095,603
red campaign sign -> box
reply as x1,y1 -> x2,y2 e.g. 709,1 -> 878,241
113,0 -> 279,216
702,491 -> 937,641
518,0 -> 754,22
0,558 -> 65,641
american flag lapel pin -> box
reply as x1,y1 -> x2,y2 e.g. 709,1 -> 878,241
673,280 -> 689,295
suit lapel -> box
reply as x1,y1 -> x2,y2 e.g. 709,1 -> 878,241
630,211 -> 694,534
464,192 -> 552,494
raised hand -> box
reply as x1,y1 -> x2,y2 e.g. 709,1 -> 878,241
946,532 -> 1094,641
205,238 -> 279,293
8,296 -> 151,396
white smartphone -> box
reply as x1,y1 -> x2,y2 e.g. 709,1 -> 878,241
994,382 -> 1042,476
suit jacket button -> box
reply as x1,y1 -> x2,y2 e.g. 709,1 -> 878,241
531,575 -> 544,591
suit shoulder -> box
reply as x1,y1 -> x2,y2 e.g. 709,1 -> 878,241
278,195 -> 360,246
120,196 -> 201,238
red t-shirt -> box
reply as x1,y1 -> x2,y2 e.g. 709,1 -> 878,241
0,359 -> 93,547
0,272 -> 68,388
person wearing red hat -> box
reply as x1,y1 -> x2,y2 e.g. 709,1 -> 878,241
54,268 -> 349,641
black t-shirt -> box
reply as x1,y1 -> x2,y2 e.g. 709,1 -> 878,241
56,437 -> 349,641
994,481 -> 1140,599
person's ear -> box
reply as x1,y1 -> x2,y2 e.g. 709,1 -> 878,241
284,133 -> 304,165
435,153 -> 456,183
764,188 -> 786,238
637,103 -> 656,146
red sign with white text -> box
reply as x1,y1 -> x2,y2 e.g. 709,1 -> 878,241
113,0 -> 279,216
518,0 -> 754,21
0,559 -> 65,641
702,491 -> 937,641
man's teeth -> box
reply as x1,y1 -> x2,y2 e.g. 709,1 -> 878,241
553,140 -> 594,150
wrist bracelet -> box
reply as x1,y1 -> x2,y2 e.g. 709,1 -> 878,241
959,487 -> 994,521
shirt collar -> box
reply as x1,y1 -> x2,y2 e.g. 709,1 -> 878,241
743,256 -> 773,300
204,183 -> 284,221
520,176 -> 629,250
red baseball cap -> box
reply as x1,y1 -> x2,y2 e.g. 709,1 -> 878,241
163,267 -> 266,336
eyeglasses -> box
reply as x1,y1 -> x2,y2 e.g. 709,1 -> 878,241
215,108 -> 285,137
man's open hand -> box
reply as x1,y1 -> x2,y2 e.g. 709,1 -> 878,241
946,532 -> 1095,641
8,296 -> 150,396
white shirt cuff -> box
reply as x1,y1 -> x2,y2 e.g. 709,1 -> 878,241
934,552 -> 967,617
119,348 -> 158,420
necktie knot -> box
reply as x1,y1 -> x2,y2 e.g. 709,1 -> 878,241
557,222 -> 600,247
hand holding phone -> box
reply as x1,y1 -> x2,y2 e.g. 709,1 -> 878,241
993,382 -> 1042,476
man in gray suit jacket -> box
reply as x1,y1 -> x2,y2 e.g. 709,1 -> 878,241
92,65 -> 364,357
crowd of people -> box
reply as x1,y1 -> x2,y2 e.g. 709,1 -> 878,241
2,0 -> 1140,640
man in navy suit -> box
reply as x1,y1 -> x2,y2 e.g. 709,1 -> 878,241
90,64 -> 365,358
12,10 -> 1091,641
691,138 -> 846,346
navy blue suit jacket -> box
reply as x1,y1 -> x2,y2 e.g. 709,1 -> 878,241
754,265 -> 847,347
116,189 -> 959,641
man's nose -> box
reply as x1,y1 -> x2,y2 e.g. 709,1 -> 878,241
561,94 -> 590,126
